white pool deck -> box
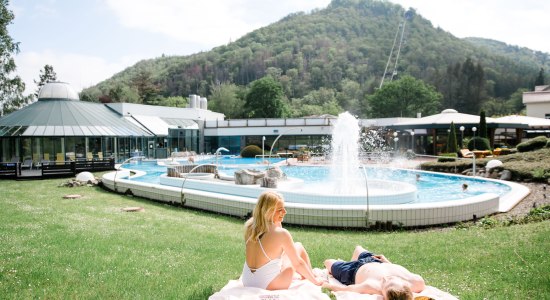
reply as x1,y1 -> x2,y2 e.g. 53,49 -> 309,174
102,159 -> 530,228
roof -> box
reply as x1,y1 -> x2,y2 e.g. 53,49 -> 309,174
494,115 -> 550,128
129,115 -> 198,136
0,99 -> 153,137
37,82 -> 79,101
388,109 -> 529,130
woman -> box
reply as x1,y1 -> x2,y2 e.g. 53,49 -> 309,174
242,191 -> 323,290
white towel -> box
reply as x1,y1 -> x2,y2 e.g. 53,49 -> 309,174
209,276 -> 330,300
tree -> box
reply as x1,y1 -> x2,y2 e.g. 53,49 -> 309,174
366,75 -> 441,118
244,76 -> 288,118
34,64 -> 57,98
479,110 -> 488,139
534,67 -> 545,86
0,0 -> 29,116
131,69 -> 159,105
208,82 -> 246,118
446,122 -> 458,153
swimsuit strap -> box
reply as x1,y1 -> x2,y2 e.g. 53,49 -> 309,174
258,238 -> 272,261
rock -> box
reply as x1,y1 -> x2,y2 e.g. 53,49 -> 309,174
500,170 -> 512,181
266,166 -> 284,179
486,159 -> 503,171
234,169 -> 265,185
76,171 -> 95,182
63,194 -> 82,199
261,177 -> 278,188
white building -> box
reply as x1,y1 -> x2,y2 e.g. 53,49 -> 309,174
523,85 -> 550,119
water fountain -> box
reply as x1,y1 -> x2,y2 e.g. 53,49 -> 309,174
329,111 -> 362,194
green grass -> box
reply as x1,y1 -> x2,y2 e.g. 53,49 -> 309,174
1,176 -> 549,299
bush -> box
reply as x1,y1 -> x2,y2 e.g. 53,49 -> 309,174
240,145 -> 263,158
467,137 -> 491,151
437,153 -> 457,162
517,136 -> 548,152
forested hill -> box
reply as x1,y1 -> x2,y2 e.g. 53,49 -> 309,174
80,0 -> 549,118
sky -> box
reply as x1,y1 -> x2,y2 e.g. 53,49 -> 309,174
7,0 -> 550,96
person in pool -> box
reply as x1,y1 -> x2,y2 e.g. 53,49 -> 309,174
323,245 -> 426,299
241,191 -> 324,290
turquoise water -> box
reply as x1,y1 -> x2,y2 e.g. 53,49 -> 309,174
120,159 -> 511,203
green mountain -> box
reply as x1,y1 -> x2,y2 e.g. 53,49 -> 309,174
80,0 -> 549,117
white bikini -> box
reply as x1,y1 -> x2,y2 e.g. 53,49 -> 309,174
242,239 -> 283,289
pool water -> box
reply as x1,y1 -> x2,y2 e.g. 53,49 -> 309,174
120,160 -> 511,204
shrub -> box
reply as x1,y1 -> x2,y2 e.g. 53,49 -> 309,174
467,137 -> 491,151
517,136 -> 548,152
240,145 -> 263,158
437,153 -> 457,162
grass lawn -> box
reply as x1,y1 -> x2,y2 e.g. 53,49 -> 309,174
1,176 -> 549,299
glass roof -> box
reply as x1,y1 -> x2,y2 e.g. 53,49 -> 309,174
0,99 -> 153,137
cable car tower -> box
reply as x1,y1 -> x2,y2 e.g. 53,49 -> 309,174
379,10 -> 413,88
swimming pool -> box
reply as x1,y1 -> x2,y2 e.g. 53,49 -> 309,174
103,158 -> 529,228
121,160 -> 510,204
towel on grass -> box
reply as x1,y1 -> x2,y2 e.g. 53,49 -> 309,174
317,268 -> 458,300
209,276 -> 330,300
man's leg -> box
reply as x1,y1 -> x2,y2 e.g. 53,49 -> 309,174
351,245 -> 367,260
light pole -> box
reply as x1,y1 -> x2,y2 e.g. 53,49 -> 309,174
262,136 -> 266,159
472,127 -> 477,176
459,126 -> 465,149
410,130 -> 415,152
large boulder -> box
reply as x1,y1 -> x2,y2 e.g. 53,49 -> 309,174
266,166 -> 284,179
76,171 -> 95,182
235,169 -> 265,185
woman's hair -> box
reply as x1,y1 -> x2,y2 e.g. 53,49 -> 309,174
244,191 -> 283,243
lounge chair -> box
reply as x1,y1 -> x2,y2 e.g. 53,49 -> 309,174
459,149 -> 474,158
22,158 -> 33,170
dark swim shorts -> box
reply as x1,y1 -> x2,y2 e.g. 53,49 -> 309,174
330,251 -> 382,285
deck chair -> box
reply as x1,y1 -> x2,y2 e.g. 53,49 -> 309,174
459,149 -> 474,158
87,152 -> 93,161
22,158 -> 33,169
56,153 -> 65,165
44,153 -> 50,161
67,152 -> 76,161
97,152 -> 103,160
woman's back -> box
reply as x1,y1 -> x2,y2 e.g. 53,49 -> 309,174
245,230 -> 283,270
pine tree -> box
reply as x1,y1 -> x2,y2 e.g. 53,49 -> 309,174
446,122 -> 458,154
479,110 -> 488,138
534,67 -> 545,86
34,64 -> 57,99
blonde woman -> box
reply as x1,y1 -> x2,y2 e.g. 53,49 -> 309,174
242,191 -> 323,290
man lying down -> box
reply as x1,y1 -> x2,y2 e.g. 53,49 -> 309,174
323,245 -> 426,300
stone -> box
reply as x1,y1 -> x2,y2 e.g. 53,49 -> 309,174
76,171 -> 95,182
234,169 -> 265,185
500,170 -> 512,181
261,177 -> 278,188
121,207 -> 144,212
485,159 -> 503,171
63,194 -> 82,199
266,166 -> 284,179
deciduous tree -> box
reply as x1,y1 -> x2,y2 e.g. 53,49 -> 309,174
366,75 -> 441,118
0,0 -> 29,116
244,76 -> 288,118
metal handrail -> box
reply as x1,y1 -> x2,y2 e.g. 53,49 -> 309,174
180,163 -> 219,205
113,156 -> 145,192
361,165 -> 370,228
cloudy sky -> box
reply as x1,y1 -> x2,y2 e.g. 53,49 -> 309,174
7,0 -> 550,95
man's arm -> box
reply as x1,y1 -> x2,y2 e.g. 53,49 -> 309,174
323,279 -> 382,295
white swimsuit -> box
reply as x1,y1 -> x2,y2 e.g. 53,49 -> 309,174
242,239 -> 282,289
